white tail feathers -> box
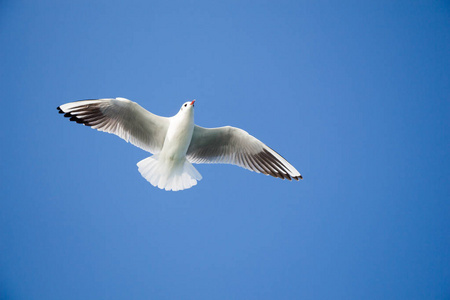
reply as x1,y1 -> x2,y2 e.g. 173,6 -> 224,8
137,155 -> 202,191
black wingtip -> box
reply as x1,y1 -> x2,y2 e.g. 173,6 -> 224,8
68,115 -> 84,124
57,106 -> 64,113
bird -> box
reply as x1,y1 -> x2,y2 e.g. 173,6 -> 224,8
57,98 -> 302,191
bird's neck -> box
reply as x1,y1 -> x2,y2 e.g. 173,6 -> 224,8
172,110 -> 194,130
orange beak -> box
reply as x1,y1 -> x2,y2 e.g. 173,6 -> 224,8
190,100 -> 196,106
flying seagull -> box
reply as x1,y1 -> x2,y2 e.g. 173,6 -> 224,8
57,98 -> 302,191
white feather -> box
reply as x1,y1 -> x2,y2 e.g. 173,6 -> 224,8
137,155 -> 202,191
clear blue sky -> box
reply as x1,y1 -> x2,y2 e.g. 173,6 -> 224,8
1,1 -> 449,299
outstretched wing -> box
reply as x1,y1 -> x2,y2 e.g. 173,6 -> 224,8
186,125 -> 302,180
57,97 -> 169,154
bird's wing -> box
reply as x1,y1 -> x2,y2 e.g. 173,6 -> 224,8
57,97 -> 169,154
186,125 -> 302,180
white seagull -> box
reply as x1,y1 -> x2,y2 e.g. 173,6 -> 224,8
57,98 -> 302,191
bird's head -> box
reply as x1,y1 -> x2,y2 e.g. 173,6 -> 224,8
179,100 -> 195,113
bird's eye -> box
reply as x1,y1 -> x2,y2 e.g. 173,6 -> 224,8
184,104 -> 187,107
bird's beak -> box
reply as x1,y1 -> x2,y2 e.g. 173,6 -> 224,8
190,100 -> 196,106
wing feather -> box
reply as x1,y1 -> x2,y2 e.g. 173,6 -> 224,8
186,125 -> 302,180
57,97 -> 169,154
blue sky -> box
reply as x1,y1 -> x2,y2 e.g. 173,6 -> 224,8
1,1 -> 449,299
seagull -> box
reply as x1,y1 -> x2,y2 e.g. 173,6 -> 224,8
57,98 -> 302,191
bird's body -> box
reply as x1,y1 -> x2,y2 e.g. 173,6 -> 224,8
136,100 -> 201,191
162,101 -> 195,161
57,98 -> 302,191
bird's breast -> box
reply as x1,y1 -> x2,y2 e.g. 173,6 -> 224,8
161,117 -> 194,160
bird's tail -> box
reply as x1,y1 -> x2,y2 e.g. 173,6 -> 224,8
137,155 -> 202,191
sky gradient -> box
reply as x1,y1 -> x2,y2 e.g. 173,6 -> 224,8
1,1 -> 449,299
